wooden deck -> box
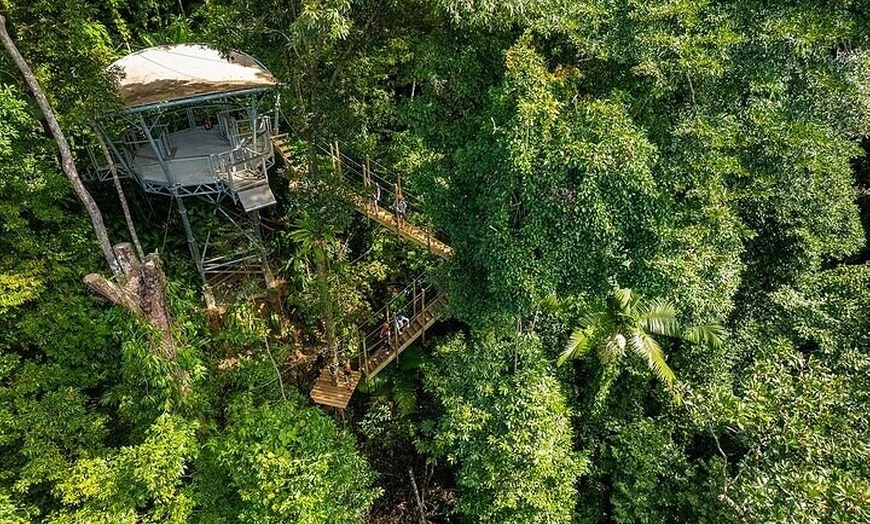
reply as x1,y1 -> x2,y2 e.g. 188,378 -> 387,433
310,367 -> 361,409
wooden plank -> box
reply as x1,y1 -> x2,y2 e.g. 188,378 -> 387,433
310,367 -> 361,409
364,295 -> 447,379
272,136 -> 453,259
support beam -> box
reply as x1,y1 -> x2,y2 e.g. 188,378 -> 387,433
175,196 -> 206,282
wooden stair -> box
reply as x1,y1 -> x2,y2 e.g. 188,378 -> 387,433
362,293 -> 448,379
272,135 -> 453,259
272,134 -> 293,162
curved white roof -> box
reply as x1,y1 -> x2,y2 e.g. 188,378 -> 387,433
108,44 -> 276,110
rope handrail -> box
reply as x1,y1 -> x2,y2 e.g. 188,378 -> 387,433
272,109 -> 439,227
312,141 -> 425,209
359,272 -> 431,326
359,275 -> 445,366
310,140 -> 454,245
361,282 -> 440,340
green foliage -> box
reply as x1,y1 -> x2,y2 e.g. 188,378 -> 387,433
2,0 -> 870,522
197,394 -> 381,524
47,414 -> 198,524
0,489 -> 32,524
422,331 -> 587,523
707,340 -> 870,523
559,288 -> 724,394
695,266 -> 870,523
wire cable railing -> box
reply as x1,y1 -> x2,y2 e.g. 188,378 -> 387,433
356,273 -> 445,375
271,109 -> 449,242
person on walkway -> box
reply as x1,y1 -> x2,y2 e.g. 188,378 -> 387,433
395,197 -> 408,221
371,183 -> 381,207
342,361 -> 354,389
394,312 -> 410,335
380,319 -> 392,342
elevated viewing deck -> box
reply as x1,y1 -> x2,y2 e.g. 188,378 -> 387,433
124,117 -> 277,210
131,127 -> 230,187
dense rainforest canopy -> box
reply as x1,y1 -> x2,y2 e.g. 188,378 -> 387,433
1,0 -> 870,522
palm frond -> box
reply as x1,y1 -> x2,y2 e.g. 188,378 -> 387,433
627,331 -> 676,385
682,323 -> 726,348
558,328 -> 592,366
640,299 -> 679,337
578,311 -> 608,329
611,288 -> 633,315
393,378 -> 418,417
537,293 -> 562,314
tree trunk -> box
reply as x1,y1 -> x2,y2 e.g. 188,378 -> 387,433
84,244 -> 185,379
92,122 -> 145,260
0,14 -> 121,277
1,14 -> 186,389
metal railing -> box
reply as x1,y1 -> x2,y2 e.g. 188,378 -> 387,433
212,145 -> 269,192
357,273 -> 444,371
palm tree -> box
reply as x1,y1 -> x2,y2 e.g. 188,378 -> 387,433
557,288 -> 724,390
288,215 -> 342,364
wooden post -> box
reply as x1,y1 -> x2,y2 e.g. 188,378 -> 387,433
329,142 -> 336,172
363,155 -> 371,187
361,330 -> 368,375
385,304 -> 393,352
422,286 -> 429,345
334,141 -> 342,178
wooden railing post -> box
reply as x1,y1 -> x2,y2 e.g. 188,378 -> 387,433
361,330 -> 368,375
334,140 -> 342,179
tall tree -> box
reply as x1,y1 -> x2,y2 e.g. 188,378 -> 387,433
0,13 -> 120,275
1,12 -> 182,370
422,331 -> 587,524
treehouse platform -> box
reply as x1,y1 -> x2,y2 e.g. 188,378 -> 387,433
90,44 -> 283,285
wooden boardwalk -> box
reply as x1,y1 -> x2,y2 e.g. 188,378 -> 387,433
272,135 -> 453,259
310,367 -> 361,409
351,196 -> 453,259
362,293 -> 448,379
273,135 -> 451,404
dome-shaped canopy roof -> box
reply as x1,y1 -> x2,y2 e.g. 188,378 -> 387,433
108,44 -> 277,110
